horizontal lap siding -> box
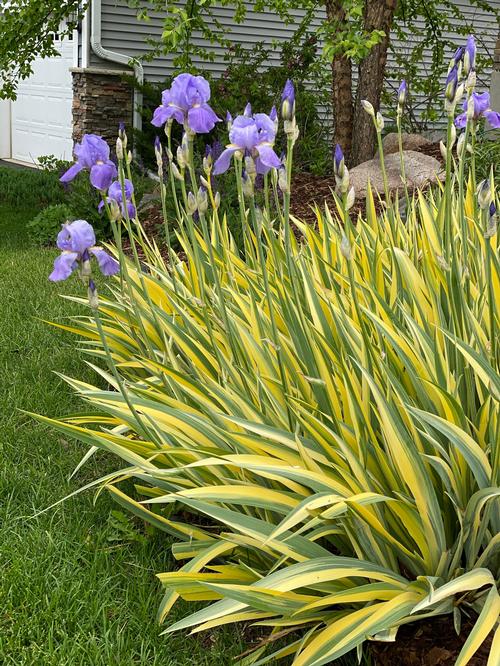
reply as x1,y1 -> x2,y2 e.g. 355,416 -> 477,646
95,0 -> 499,128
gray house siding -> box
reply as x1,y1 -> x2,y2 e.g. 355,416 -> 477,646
87,0 -> 500,129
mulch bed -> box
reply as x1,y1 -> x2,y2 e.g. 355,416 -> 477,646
133,141 -> 444,252
369,614 -> 492,666
290,141 -> 444,224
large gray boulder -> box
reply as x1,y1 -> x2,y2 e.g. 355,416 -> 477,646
381,132 -> 431,155
349,150 -> 444,200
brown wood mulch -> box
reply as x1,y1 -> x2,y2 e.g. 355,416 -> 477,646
133,141 -> 443,253
369,614 -> 493,666
290,141 -> 444,224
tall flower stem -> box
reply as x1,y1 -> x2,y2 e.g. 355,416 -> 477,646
444,114 -> 455,261
234,157 -> 251,258
283,135 -> 295,276
396,113 -> 410,211
166,124 -> 182,221
249,196 -> 293,429
484,208 -> 497,365
375,128 -> 390,205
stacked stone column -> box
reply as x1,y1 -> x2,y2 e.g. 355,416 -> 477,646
71,68 -> 133,145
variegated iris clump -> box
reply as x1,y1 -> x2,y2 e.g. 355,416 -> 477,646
41,55 -> 499,665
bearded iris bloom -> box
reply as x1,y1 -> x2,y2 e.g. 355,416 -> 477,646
151,73 -> 221,134
49,220 -> 119,282
455,91 -> 500,128
99,179 -> 136,219
60,134 -> 117,191
212,113 -> 282,176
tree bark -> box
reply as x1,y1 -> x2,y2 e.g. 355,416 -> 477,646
325,0 -> 354,161
351,0 -> 397,166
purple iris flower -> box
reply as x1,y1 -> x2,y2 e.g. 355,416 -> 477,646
98,179 -> 136,219
455,91 -> 500,128
49,220 -> 119,282
60,134 -> 117,191
281,79 -> 295,120
151,73 -> 221,134
212,113 -> 282,176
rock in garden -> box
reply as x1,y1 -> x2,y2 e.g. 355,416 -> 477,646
381,132 -> 432,155
349,150 -> 444,199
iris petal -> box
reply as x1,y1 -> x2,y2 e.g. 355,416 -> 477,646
484,110 -> 500,128
60,162 -> 83,183
49,252 -> 79,282
213,148 -> 238,175
256,144 -> 282,170
187,105 -> 220,134
90,161 -> 117,191
91,248 -> 120,276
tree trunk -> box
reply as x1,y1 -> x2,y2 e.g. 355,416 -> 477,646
325,0 -> 354,161
351,0 -> 397,166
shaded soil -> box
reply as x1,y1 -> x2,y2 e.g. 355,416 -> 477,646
290,141 -> 444,224
136,141 -> 444,250
370,614 -> 492,666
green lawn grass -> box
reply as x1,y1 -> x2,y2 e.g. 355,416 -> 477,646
0,202 -> 362,666
0,204 -> 248,665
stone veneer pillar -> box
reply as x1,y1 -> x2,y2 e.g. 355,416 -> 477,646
71,68 -> 133,145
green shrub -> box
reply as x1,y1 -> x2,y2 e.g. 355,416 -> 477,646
26,203 -> 74,245
0,165 -> 64,209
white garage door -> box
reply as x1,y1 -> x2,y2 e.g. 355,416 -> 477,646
11,30 -> 75,163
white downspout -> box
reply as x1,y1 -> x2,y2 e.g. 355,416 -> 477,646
90,0 -> 143,133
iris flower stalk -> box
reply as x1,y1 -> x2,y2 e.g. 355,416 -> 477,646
280,80 -> 298,280
362,101 -> 391,206
477,176 -> 497,365
396,81 -> 411,210
245,165 -> 294,429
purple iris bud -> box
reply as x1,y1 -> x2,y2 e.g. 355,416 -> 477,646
398,80 -> 407,106
213,113 -> 282,176
455,91 -> 500,128
154,135 -> 161,151
60,134 -> 117,191
464,36 -> 476,75
99,179 -> 136,219
151,73 -> 221,134
490,201 -> 497,218
205,144 -> 213,158
49,220 -> 119,282
118,122 -> 126,138
281,79 -> 295,121
270,106 -> 278,122
445,66 -> 459,102
452,46 -> 464,66
244,103 -> 252,117
334,144 -> 345,177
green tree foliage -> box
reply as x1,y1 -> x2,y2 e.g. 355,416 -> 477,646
0,0 -> 85,99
